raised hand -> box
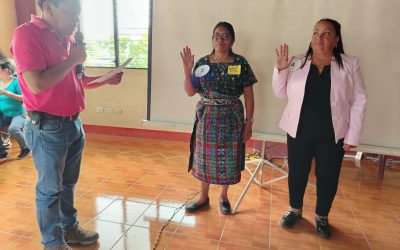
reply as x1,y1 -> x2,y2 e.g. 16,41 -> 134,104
275,44 -> 294,70
180,46 -> 194,76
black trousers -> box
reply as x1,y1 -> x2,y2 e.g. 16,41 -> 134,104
287,134 -> 345,216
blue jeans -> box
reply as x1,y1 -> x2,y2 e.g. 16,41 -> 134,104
24,117 -> 85,248
0,112 -> 28,151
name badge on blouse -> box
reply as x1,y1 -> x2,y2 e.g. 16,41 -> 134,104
194,65 -> 210,77
228,65 -> 241,75
289,59 -> 302,71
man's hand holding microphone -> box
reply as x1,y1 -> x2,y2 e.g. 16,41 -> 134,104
70,30 -> 86,80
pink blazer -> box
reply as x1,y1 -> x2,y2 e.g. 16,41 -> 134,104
272,54 -> 367,146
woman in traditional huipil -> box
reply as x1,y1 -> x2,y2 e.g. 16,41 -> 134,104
180,22 -> 257,214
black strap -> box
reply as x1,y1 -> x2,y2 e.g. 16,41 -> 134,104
188,114 -> 199,172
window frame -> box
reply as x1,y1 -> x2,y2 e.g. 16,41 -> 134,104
81,0 -> 152,70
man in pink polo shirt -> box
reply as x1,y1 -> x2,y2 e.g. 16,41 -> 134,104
10,0 -> 123,249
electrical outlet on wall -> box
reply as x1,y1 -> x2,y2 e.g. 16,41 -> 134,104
355,151 -> 363,160
96,107 -> 104,113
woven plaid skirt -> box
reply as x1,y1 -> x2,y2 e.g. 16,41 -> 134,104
188,100 -> 245,185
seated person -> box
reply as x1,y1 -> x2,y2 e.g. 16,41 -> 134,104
0,58 -> 30,162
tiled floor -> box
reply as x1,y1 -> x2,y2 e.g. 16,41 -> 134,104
0,133 -> 399,249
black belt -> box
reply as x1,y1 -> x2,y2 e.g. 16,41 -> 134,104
28,111 -> 80,122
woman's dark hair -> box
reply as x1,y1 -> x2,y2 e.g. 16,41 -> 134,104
301,18 -> 345,69
211,21 -> 235,55
0,60 -> 16,76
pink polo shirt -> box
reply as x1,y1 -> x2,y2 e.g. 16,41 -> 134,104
10,15 -> 85,116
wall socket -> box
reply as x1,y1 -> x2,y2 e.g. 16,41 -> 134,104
104,108 -> 112,113
96,107 -> 104,113
355,151 -> 363,160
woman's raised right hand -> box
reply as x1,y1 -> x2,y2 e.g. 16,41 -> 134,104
180,46 -> 194,76
275,44 -> 294,71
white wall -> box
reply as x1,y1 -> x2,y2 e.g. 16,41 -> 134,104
150,0 -> 400,149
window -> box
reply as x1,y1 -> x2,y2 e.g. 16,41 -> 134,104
80,0 -> 150,69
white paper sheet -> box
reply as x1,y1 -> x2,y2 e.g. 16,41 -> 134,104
87,58 -> 133,84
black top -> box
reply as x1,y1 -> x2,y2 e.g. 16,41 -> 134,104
297,64 -> 335,140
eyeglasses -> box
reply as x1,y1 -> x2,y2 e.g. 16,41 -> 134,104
212,34 -> 232,41
312,30 -> 335,39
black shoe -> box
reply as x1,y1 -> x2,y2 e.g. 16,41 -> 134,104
219,199 -> 231,214
1,132 -> 11,149
280,210 -> 302,228
316,218 -> 331,238
0,151 -> 9,163
17,148 -> 31,159
185,197 -> 210,212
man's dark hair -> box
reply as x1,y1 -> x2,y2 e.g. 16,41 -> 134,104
37,0 -> 66,10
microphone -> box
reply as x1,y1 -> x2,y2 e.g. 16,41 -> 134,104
74,31 -> 84,79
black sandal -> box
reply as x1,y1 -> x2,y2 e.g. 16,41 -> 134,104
185,197 -> 210,212
219,199 -> 231,214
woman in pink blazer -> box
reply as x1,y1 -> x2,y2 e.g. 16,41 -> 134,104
272,18 -> 367,238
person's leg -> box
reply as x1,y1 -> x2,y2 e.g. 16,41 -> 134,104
0,112 -> 11,160
281,134 -> 315,228
220,185 -> 229,201
185,181 -> 210,212
313,138 -> 345,238
60,118 -> 98,245
24,119 -> 74,248
60,118 -> 85,229
198,181 -> 210,203
8,114 -> 29,151
219,184 -> 232,214
287,135 -> 315,211
314,138 -> 344,217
